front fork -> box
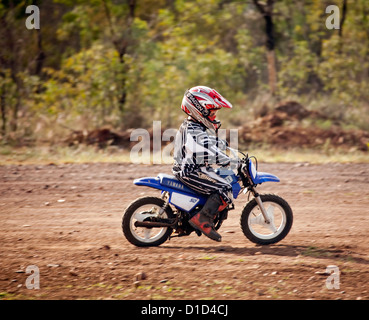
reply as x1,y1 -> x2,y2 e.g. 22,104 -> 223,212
250,187 -> 271,224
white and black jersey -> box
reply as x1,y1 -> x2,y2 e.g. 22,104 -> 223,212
172,119 -> 233,203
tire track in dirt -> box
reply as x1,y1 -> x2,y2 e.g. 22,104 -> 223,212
0,162 -> 368,300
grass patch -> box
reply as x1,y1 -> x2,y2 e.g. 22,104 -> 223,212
0,292 -> 12,299
197,255 -> 217,261
267,286 -> 281,299
0,144 -> 368,165
301,246 -> 333,258
0,145 -> 131,165
0,292 -> 27,300
252,146 -> 369,164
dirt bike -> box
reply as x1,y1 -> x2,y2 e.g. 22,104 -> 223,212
122,148 -> 293,247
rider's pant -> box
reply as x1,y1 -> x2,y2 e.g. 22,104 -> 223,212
175,166 -> 233,204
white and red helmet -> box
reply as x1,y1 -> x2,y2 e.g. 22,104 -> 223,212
181,86 -> 233,132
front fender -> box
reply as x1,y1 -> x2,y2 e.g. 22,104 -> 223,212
253,172 -> 280,184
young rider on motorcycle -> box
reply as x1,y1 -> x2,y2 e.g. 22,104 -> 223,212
173,86 -> 234,242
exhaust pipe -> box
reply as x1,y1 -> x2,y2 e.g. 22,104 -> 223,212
134,221 -> 175,228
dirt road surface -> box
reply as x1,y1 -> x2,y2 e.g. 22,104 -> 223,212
1,162 -> 368,300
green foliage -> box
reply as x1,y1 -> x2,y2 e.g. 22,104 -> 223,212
1,0 -> 369,140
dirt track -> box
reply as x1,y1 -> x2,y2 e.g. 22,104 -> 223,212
0,162 -> 368,300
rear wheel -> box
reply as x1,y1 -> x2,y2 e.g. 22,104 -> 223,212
240,194 -> 293,245
122,197 -> 174,247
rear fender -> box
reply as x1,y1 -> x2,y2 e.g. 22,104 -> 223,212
133,177 -> 162,190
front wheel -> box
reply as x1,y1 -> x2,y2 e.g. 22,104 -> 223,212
240,194 -> 293,245
122,196 -> 175,247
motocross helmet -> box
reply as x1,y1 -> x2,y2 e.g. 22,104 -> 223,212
181,86 -> 233,132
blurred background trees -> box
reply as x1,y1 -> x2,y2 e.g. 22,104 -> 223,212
0,0 -> 368,144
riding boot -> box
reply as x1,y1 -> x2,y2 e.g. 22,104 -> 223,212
189,193 -> 223,242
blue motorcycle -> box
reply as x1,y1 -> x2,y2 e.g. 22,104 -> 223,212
122,149 -> 293,247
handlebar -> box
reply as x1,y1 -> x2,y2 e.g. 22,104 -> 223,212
226,147 -> 248,161
224,147 -> 249,171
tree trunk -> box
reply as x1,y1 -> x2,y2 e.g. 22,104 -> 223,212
266,50 -> 277,95
34,29 -> 46,76
253,0 -> 277,95
1,12 -> 21,132
102,0 -> 136,125
339,0 -> 347,38
10,94 -> 20,132
0,77 -> 6,135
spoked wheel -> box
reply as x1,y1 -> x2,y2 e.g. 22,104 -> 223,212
240,194 -> 293,245
122,197 -> 174,247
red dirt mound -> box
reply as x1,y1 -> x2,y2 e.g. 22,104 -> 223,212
239,101 -> 369,151
63,101 -> 369,152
